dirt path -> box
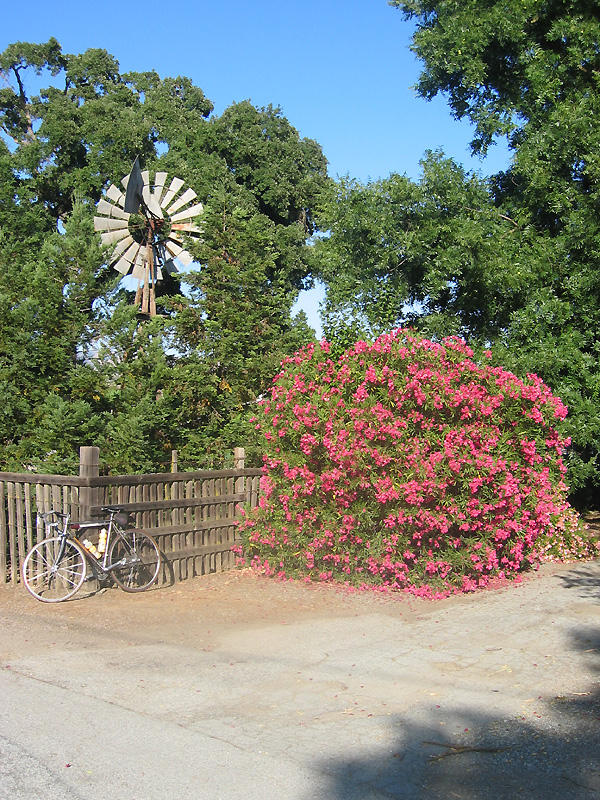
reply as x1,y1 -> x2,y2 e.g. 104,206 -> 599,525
1,561 -> 600,799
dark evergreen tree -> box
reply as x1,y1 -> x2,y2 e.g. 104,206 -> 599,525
0,39 -> 329,472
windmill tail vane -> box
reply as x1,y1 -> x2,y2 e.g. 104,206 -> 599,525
94,159 -> 203,316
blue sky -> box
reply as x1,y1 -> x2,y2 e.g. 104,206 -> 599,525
2,0 -> 510,335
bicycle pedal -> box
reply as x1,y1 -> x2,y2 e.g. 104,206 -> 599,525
86,573 -> 109,584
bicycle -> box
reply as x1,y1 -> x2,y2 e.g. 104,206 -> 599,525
21,505 -> 161,603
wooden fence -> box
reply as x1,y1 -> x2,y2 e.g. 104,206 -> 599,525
0,447 -> 262,586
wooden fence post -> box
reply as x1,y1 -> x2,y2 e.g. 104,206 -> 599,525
234,447 -> 245,504
234,447 -> 245,471
171,450 -> 178,473
79,446 -> 100,521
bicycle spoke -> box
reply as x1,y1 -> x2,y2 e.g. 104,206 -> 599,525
109,530 -> 161,592
22,537 -> 87,603
53,567 -> 82,587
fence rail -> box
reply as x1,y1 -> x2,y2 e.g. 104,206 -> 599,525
1,447 -> 262,586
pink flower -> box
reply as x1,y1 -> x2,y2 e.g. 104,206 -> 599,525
239,328 -> 580,596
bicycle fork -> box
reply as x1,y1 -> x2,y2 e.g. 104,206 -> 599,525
49,538 -> 69,579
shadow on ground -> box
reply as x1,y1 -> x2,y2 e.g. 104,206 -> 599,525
312,626 -> 600,800
557,564 -> 600,602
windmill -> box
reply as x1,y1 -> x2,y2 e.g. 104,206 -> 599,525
94,158 -> 203,316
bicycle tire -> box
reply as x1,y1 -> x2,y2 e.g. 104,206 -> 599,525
22,537 -> 87,603
109,529 -> 161,592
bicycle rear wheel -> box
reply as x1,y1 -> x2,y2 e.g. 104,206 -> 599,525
22,537 -> 87,603
109,530 -> 161,592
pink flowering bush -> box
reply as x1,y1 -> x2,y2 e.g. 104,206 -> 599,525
238,329 -> 597,597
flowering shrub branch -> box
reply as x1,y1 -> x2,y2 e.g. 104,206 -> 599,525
237,330 -> 598,597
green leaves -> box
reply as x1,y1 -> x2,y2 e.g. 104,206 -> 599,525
0,38 -> 329,474
315,151 -> 537,344
205,101 -> 328,235
391,1 -> 600,153
310,2 -> 600,505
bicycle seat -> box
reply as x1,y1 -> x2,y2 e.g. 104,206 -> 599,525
101,505 -> 125,514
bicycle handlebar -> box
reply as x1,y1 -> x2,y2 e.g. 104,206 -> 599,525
37,510 -> 69,523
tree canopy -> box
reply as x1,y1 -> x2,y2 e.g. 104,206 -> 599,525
313,1 -> 600,505
0,38 -> 329,473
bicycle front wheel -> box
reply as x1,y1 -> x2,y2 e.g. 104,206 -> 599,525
109,530 -> 161,592
22,537 -> 87,603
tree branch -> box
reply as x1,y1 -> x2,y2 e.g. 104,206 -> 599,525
11,64 -> 36,142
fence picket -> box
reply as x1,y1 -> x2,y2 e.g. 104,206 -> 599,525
7,483 -> 17,585
16,484 -> 25,570
24,484 -> 33,555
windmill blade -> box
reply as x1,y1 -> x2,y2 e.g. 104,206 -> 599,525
147,193 -> 164,218
114,260 -> 132,276
177,249 -> 194,267
160,177 -> 185,209
97,198 -> 130,220
153,172 -> 168,205
106,184 -> 125,206
110,235 -> 135,260
166,238 -> 194,267
168,231 -> 200,256
171,222 -> 203,235
165,187 -> 197,215
130,248 -> 147,281
131,262 -> 146,281
114,259 -> 134,275
113,241 -> 142,275
168,233 -> 197,265
137,171 -> 162,218
100,228 -> 131,245
94,216 -> 129,232
170,202 -> 204,223
164,239 -> 185,258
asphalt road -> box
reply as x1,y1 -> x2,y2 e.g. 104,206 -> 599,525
1,561 -> 599,799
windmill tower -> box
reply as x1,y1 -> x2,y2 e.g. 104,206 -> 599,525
94,159 -> 203,316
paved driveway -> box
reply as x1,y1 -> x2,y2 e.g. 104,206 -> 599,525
1,561 -> 599,799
